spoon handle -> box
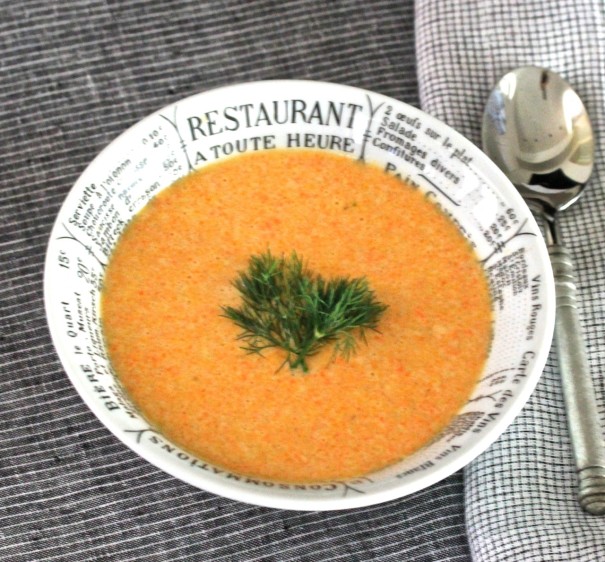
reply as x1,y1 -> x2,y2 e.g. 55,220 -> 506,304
550,244 -> 605,515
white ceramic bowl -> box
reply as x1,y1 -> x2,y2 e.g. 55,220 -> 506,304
44,80 -> 555,511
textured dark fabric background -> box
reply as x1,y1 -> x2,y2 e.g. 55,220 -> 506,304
0,1 -> 472,561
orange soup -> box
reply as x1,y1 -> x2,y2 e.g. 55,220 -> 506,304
101,149 -> 492,483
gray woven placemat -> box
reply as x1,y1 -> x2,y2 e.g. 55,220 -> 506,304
0,1 -> 471,561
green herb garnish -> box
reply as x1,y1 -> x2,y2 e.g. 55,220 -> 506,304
221,251 -> 388,373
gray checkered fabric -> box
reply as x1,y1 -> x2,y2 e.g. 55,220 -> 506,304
1,1 -> 472,561
416,0 -> 605,560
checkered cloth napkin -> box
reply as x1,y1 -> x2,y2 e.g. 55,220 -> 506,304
415,0 -> 605,560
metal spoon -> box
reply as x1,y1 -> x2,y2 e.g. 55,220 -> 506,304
482,65 -> 605,515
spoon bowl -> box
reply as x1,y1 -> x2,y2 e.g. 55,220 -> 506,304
482,66 -> 605,515
483,66 -> 593,220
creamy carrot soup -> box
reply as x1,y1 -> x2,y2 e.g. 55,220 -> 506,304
101,149 -> 492,483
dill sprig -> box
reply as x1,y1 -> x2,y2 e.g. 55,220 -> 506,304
221,251 -> 388,373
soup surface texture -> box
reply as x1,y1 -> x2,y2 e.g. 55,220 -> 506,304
102,149 -> 492,483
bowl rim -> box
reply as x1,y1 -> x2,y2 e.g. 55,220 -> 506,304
43,79 -> 556,511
